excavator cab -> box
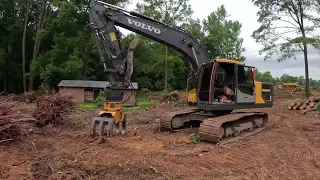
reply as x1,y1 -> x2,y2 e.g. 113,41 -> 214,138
197,59 -> 274,111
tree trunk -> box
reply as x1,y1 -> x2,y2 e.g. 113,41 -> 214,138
22,0 -> 29,93
3,69 -> 7,95
297,1 -> 310,98
302,42 -> 310,97
164,46 -> 168,93
28,0 -> 47,91
299,2 -> 310,97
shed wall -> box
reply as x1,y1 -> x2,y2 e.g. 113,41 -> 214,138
59,87 -> 137,106
59,87 -> 85,103
122,90 -> 137,106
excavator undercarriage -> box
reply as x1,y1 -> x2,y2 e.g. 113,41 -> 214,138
160,109 -> 268,144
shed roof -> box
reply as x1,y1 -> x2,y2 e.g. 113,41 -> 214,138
58,80 -> 138,89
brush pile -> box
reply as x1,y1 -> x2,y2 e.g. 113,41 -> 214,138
33,93 -> 75,127
0,101 -> 36,143
160,90 -> 181,103
288,96 -> 320,114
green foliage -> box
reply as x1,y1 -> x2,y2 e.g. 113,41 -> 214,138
136,0 -> 194,25
252,0 -> 320,61
79,103 -> 99,109
94,90 -> 105,107
255,68 -> 320,87
3,0 -> 318,98
0,0 -> 127,94
189,134 -> 201,144
201,5 -> 246,61
252,0 -> 320,97
132,0 -> 194,91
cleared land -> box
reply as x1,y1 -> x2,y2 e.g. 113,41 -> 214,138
0,90 -> 320,180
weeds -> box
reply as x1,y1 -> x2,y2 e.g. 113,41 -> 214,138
189,134 -> 201,144
93,90 -> 105,107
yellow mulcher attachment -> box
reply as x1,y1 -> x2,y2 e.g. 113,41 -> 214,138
91,101 -> 126,137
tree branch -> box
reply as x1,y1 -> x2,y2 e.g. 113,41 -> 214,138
277,18 -> 299,28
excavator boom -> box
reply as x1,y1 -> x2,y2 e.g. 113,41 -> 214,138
89,0 -> 210,88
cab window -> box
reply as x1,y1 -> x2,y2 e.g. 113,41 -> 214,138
238,65 -> 253,87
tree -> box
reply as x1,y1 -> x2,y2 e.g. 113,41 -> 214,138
252,0 -> 320,97
297,75 -> 305,86
136,0 -> 194,92
202,5 -> 246,61
136,0 -> 193,25
255,69 -> 275,83
22,0 -> 29,93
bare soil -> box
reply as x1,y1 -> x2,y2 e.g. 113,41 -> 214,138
1,92 -> 320,180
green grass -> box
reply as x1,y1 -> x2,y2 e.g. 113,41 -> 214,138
78,103 -> 99,109
78,89 -> 186,110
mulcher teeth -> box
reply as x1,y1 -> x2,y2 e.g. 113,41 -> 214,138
91,117 -> 127,137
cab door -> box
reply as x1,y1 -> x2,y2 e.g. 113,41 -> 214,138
235,64 -> 255,103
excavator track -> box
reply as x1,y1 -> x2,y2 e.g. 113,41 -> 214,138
160,108 -> 201,130
199,112 -> 268,145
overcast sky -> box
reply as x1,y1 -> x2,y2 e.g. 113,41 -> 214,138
119,0 -> 320,80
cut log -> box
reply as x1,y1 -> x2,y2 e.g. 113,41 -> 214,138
288,105 -> 293,110
302,103 -> 320,114
296,103 -> 302,109
309,96 -> 315,102
306,105 -> 312,110
309,102 -> 315,108
290,101 -> 296,107
296,101 -> 302,106
299,103 -> 307,110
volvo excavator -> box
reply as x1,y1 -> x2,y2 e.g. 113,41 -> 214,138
88,0 -> 274,144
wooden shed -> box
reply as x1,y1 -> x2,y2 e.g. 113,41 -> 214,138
58,80 -> 138,106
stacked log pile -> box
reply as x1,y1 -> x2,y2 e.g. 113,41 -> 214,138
288,96 -> 320,114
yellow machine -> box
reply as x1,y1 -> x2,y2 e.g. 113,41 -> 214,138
276,82 -> 300,92
88,1 -> 274,144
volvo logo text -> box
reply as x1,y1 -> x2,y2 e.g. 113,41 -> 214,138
127,18 -> 161,34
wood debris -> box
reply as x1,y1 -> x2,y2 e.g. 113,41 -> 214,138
0,100 -> 35,144
287,96 -> 320,114
33,93 -> 76,127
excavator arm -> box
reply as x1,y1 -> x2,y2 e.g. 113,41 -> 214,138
88,0 -> 210,90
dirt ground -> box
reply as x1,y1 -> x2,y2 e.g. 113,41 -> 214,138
1,92 -> 320,180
